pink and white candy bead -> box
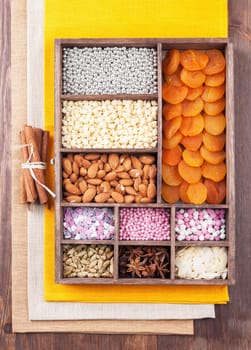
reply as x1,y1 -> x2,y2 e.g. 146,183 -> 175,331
175,208 -> 226,241
120,208 -> 170,241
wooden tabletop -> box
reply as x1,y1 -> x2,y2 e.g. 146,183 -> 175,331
1,0 -> 251,349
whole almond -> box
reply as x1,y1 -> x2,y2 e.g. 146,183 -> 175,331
104,163 -> 111,172
97,159 -> 104,170
82,158 -> 91,168
131,156 -> 143,170
100,154 -> 107,163
149,165 -> 157,179
142,179 -> 149,186
95,192 -> 110,203
87,163 -> 99,179
87,178 -> 102,185
62,158 -> 72,175
96,185 -> 101,194
100,181 -> 111,193
79,167 -> 87,176
87,184 -> 96,189
79,180 -> 88,194
139,184 -> 147,197
139,155 -> 155,165
143,164 -> 150,179
75,176 -> 84,186
74,154 -> 83,167
65,183 -> 81,195
107,198 -> 115,203
125,186 -> 137,195
123,157 -> 132,171
64,191 -> 73,197
97,169 -> 106,179
135,194 -> 142,203
111,191 -> 124,203
65,195 -> 82,203
115,184 -> 125,195
85,153 -> 100,160
120,154 -> 128,164
115,165 -> 125,173
104,171 -> 117,181
63,178 -> 71,186
124,195 -> 135,203
133,177 -> 141,191
117,172 -> 130,179
72,161 -> 79,175
108,153 -> 119,170
140,197 -> 152,203
119,179 -> 134,186
70,173 -> 78,183
147,183 -> 157,199
62,171 -> 69,179
110,180 -> 119,187
82,188 -> 96,203
129,169 -> 141,178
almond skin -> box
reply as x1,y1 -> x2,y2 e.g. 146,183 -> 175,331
82,188 -> 96,203
85,153 -> 100,160
139,184 -> 147,197
147,183 -> 157,199
81,159 -> 91,168
149,165 -> 157,179
104,171 -> 117,181
123,157 -> 132,171
131,156 -> 143,170
139,155 -> 155,165
119,179 -> 134,186
72,161 -> 79,175
124,195 -> 135,203
133,177 -> 141,191
117,172 -> 130,179
125,186 -> 137,195
95,192 -> 110,203
78,180 -> 88,194
143,164 -> 150,179
62,158 -> 72,175
87,178 -> 102,185
87,163 -> 99,179
108,153 -> 119,170
65,183 -> 81,195
140,197 -> 152,203
111,191 -> 124,203
65,195 -> 82,203
74,154 -> 84,167
97,170 -> 106,179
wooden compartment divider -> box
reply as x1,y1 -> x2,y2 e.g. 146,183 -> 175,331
54,38 -> 235,285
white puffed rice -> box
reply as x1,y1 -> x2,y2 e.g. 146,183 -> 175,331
175,247 -> 228,280
61,100 -> 158,148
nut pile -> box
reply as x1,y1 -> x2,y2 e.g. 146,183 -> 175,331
62,46 -> 158,95
64,207 -> 115,240
119,246 -> 170,278
63,244 -> 114,278
120,208 -> 170,241
61,100 -> 158,149
175,246 -> 228,279
175,208 -> 226,241
62,153 -> 157,203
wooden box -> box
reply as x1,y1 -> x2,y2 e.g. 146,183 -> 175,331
54,38 -> 235,285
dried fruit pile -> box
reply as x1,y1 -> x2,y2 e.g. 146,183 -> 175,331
162,49 -> 226,204
62,153 -> 157,203
119,246 -> 170,278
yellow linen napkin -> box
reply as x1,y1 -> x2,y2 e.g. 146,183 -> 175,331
44,0 -> 229,303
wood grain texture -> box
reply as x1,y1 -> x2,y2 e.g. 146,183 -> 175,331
1,0 -> 251,349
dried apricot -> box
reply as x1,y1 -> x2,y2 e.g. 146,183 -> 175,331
183,149 -> 204,167
162,182 -> 180,203
203,97 -> 225,115
163,116 -> 182,139
162,146 -> 182,166
186,86 -> 204,101
204,113 -> 226,135
205,70 -> 225,87
178,160 -> 202,184
163,131 -> 183,149
180,134 -> 203,151
163,102 -> 182,120
202,84 -> 225,102
180,68 -> 206,88
162,164 -> 183,186
202,161 -> 226,182
187,182 -> 208,204
200,144 -> 226,165
162,49 -> 181,76
180,114 -> 204,136
204,179 -> 226,204
203,49 -> 225,75
179,181 -> 191,203
180,50 -> 209,71
202,131 -> 226,152
182,97 -> 203,117
162,82 -> 188,104
164,68 -> 183,87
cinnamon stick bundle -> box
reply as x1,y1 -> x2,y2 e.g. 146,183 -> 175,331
20,125 -> 50,205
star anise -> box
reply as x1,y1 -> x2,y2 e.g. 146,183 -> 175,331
126,256 -> 146,278
141,263 -> 156,277
155,260 -> 169,279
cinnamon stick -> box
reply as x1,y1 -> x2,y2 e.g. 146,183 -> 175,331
23,125 -> 48,204
20,172 -> 27,204
20,130 -> 37,203
41,131 -> 49,162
